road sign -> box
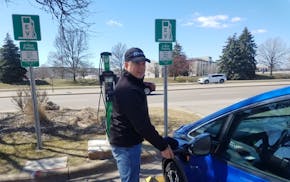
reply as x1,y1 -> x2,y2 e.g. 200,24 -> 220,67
12,14 -> 41,41
20,42 -> 39,67
155,19 -> 176,42
159,43 -> 173,65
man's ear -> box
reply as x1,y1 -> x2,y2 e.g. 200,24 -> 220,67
124,61 -> 129,69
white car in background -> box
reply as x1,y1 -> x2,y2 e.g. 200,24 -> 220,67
198,74 -> 227,84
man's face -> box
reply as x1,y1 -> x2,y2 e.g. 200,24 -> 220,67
125,61 -> 146,79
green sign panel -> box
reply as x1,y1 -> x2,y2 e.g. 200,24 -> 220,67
159,43 -> 173,65
155,19 -> 176,42
20,42 -> 39,67
12,14 -> 41,41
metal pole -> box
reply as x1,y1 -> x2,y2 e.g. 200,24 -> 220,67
29,66 -> 42,150
163,65 -> 168,137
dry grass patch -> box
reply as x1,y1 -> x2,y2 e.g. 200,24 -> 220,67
149,107 -> 200,135
0,107 -> 200,175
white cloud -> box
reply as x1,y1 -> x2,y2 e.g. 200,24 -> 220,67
231,17 -> 241,22
106,20 -> 123,27
181,22 -> 194,26
252,29 -> 267,34
196,15 -> 229,28
182,13 -> 242,29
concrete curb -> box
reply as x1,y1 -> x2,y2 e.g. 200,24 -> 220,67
0,147 -> 159,182
1,159 -> 114,182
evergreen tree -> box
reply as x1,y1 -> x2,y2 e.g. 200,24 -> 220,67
218,28 -> 257,80
0,33 -> 27,83
218,34 -> 241,79
238,27 -> 257,79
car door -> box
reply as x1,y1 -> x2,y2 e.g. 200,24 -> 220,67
211,75 -> 219,83
221,97 -> 290,181
187,97 -> 290,182
186,116 -> 269,182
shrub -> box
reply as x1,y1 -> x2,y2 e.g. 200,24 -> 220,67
24,98 -> 48,124
11,87 -> 49,124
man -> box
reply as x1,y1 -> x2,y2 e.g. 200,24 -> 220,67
109,47 -> 174,182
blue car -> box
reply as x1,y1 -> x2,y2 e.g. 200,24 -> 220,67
162,86 -> 290,182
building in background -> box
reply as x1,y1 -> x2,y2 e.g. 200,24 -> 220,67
188,56 -> 218,76
32,57 -> 218,80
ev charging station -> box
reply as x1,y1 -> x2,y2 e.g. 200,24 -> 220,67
99,52 -> 117,137
88,52 -> 117,160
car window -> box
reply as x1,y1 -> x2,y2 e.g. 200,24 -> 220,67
189,115 -> 229,151
189,116 -> 227,138
225,99 -> 290,180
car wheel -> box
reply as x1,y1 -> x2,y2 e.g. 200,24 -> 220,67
144,87 -> 151,95
204,80 -> 209,84
164,161 -> 186,182
219,79 -> 224,83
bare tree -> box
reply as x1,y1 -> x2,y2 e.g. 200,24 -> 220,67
257,38 -> 290,76
169,43 -> 189,80
153,62 -> 160,77
6,0 -> 91,29
47,51 -> 66,79
78,61 -> 93,78
288,56 -> 290,69
111,43 -> 127,75
52,26 -> 89,82
169,55 -> 189,80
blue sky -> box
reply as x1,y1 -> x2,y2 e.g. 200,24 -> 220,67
1,0 -> 290,68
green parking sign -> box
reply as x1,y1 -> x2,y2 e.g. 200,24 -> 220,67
12,14 -> 41,41
20,42 -> 39,67
159,43 -> 173,65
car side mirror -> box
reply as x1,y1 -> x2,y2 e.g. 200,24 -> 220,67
188,133 -> 211,156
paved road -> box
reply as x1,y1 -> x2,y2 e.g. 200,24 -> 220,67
1,80 -> 290,116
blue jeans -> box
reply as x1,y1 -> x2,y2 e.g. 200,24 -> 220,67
111,144 -> 142,182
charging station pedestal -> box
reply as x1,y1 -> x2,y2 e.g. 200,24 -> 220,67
88,52 -> 116,160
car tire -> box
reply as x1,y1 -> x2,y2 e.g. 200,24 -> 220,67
144,87 -> 151,95
219,79 -> 224,83
164,161 -> 187,182
204,80 -> 209,84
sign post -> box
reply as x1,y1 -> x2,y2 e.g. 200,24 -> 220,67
155,19 -> 175,137
12,14 -> 42,150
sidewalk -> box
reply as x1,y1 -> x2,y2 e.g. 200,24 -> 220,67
0,144 -> 160,182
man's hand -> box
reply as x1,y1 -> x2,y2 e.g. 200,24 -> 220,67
161,145 -> 175,159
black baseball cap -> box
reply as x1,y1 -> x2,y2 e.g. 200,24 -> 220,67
124,47 -> 150,63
